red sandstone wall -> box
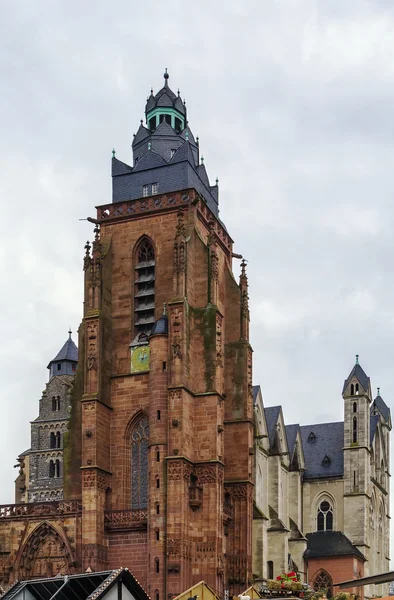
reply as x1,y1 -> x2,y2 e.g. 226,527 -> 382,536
108,531 -> 148,590
308,556 -> 365,599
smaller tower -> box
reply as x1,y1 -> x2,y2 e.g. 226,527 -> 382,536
21,331 -> 78,503
342,356 -> 371,550
47,329 -> 78,378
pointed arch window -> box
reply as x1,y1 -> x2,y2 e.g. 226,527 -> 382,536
353,417 -> 358,443
131,415 -> 149,509
317,500 -> 333,531
134,238 -> 155,337
351,383 -> 354,395
313,570 -> 333,598
353,402 -> 357,413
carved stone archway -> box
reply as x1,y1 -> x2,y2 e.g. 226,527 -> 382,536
17,521 -> 75,579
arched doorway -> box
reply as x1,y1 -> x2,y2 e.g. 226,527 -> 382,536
17,522 -> 74,579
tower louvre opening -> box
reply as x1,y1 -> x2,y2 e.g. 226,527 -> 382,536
134,238 -> 155,337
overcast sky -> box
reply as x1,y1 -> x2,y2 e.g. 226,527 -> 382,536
1,0 -> 394,544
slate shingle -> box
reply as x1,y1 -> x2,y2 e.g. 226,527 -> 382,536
264,406 -> 281,448
342,363 -> 370,395
305,531 -> 365,560
300,422 -> 344,479
371,394 -> 391,422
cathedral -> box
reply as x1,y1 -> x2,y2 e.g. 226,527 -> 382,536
0,72 -> 390,600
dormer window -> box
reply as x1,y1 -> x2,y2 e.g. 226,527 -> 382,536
322,455 -> 331,467
142,185 -> 149,197
152,183 -> 158,195
57,363 -> 61,371
308,432 -> 316,442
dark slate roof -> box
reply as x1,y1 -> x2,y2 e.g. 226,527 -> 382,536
150,314 -> 168,336
111,157 -> 132,176
370,414 -> 379,444
252,385 -> 261,404
264,406 -> 281,448
371,394 -> 391,422
286,424 -> 300,456
304,531 -> 365,561
47,333 -> 78,368
133,123 -> 150,145
171,140 -> 197,166
300,422 -> 344,480
151,120 -> 178,137
342,363 -> 370,394
145,72 -> 186,116
112,72 -> 220,217
0,568 -> 150,600
180,126 -> 196,145
132,149 -> 167,172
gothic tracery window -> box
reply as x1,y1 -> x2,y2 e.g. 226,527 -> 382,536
317,500 -> 333,531
131,415 -> 149,509
134,238 -> 155,337
313,570 -> 333,598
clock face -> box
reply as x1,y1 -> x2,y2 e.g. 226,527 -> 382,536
131,345 -> 150,373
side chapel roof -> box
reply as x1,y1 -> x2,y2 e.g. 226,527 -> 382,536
305,531 -> 366,561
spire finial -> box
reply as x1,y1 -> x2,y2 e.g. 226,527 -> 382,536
163,302 -> 167,316
68,328 -> 72,339
164,68 -> 169,85
177,89 -> 180,96
150,87 -> 153,95
356,354 -> 359,365
377,387 -> 380,396
201,156 -> 204,164
112,148 -> 116,158
140,119 -> 143,125
241,258 -> 247,277
216,177 -> 219,186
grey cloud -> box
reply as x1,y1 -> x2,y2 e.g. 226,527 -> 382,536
1,1 -> 393,560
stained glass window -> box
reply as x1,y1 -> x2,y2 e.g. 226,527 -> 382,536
131,415 -> 149,509
317,500 -> 333,531
313,571 -> 333,598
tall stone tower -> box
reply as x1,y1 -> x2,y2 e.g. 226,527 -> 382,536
76,70 -> 254,598
16,331 -> 78,503
342,357 -> 371,555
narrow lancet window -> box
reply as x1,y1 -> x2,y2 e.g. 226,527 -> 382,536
131,415 -> 149,509
353,417 -> 358,443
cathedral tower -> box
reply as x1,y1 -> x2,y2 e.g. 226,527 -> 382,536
77,71 -> 254,598
342,357 -> 371,557
15,331 -> 78,503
